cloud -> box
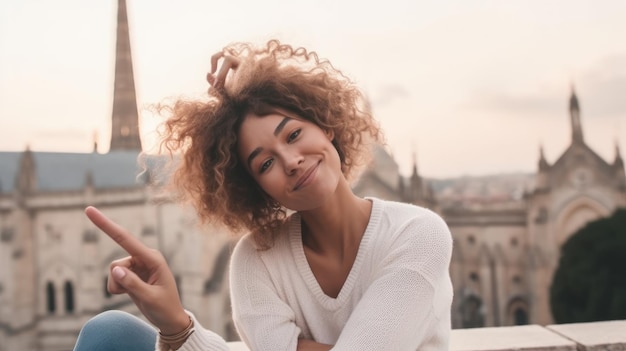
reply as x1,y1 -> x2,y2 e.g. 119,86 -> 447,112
577,54 -> 626,118
466,53 -> 626,120
467,91 -> 564,118
370,84 -> 410,108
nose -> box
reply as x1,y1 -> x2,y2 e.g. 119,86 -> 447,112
283,150 -> 304,175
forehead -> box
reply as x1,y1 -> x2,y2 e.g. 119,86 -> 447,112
237,112 -> 287,151
239,113 -> 286,140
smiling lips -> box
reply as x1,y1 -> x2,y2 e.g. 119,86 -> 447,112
293,161 -> 320,191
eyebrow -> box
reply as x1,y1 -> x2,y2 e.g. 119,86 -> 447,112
247,147 -> 262,170
246,116 -> 293,170
273,116 -> 293,136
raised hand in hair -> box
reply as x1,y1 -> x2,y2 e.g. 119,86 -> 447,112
206,51 -> 241,91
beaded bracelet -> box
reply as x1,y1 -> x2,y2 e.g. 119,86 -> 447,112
160,316 -> 195,350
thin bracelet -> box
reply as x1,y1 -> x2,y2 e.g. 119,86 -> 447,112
160,316 -> 195,348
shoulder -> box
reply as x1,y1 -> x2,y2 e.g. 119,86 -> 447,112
230,218 -> 294,274
372,198 -> 450,240
231,233 -> 258,261
369,198 -> 452,271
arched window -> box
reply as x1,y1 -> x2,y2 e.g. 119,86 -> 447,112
507,297 -> 529,325
514,307 -> 528,325
46,282 -> 56,314
64,281 -> 74,313
104,276 -> 112,298
204,244 -> 231,295
469,272 -> 479,283
461,295 -> 484,328
467,235 -> 476,245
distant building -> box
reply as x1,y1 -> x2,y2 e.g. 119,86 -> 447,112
353,88 -> 625,329
445,89 -> 625,328
0,1 -> 234,350
1,1 -> 625,350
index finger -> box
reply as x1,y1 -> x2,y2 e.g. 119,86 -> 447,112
85,206 -> 148,256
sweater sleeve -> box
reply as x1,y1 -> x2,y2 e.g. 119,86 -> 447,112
156,310 -> 230,351
229,235 -> 302,351
333,210 -> 453,351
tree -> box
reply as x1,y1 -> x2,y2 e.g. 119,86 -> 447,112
551,208 -> 626,324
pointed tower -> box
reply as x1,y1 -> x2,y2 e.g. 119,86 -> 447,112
109,0 -> 142,151
538,144 -> 549,171
409,151 -> 422,202
613,140 -> 626,191
569,86 -> 584,145
535,144 -> 550,192
15,146 -> 37,196
614,140 -> 624,168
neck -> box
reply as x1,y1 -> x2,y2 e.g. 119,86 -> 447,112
300,178 -> 372,259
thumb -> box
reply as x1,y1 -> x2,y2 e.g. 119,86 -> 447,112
111,266 -> 149,296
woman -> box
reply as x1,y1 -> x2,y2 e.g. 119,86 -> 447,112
74,39 -> 453,351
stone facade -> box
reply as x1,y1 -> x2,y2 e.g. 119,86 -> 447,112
354,90 -> 625,329
0,152 -> 237,350
1,92 -> 623,350
442,90 -> 625,329
1,1 -> 624,348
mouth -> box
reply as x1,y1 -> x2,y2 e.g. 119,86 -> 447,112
293,161 -> 320,191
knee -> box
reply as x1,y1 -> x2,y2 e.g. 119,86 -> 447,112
81,310 -> 138,335
75,310 -> 156,351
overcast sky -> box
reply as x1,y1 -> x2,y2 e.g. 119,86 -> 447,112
0,0 -> 624,178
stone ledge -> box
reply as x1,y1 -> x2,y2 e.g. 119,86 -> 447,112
547,320 -> 626,351
449,325 -> 576,351
225,320 -> 626,351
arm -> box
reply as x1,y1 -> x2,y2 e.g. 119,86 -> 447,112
84,207 -> 229,351
229,236 -> 304,350
297,339 -> 332,351
333,212 -> 453,350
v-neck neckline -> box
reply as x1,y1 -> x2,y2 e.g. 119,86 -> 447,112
289,197 -> 382,310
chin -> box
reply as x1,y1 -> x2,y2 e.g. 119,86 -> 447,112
290,188 -> 337,212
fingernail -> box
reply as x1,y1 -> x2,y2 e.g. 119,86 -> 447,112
112,266 -> 126,280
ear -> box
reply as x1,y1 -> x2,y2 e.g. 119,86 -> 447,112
325,129 -> 335,141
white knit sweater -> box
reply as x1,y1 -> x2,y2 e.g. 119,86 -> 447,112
166,198 -> 453,351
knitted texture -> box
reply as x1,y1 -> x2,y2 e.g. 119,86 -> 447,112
228,197 -> 453,351
164,198 -> 453,350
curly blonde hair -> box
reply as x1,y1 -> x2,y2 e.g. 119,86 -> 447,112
158,39 -> 381,249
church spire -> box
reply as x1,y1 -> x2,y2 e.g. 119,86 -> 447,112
109,0 -> 142,151
614,140 -> 624,168
411,150 -> 419,178
538,143 -> 549,171
16,146 -> 37,195
569,85 -> 584,145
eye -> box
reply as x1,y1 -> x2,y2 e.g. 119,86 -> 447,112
259,158 -> 273,173
287,129 -> 301,143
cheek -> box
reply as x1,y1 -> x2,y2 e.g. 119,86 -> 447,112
255,176 -> 281,197
327,142 -> 343,170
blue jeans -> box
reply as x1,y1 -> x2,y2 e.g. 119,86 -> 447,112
74,310 -> 157,351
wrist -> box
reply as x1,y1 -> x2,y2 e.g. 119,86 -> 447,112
159,311 -> 192,336
160,314 -> 195,350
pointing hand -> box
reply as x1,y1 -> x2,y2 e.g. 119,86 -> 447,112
85,206 -> 190,335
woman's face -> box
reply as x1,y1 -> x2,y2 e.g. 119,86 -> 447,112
237,112 -> 342,211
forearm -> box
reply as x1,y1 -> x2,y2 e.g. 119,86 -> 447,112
297,339 -> 333,351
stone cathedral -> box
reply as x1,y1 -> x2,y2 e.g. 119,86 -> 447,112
1,0 -> 625,350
